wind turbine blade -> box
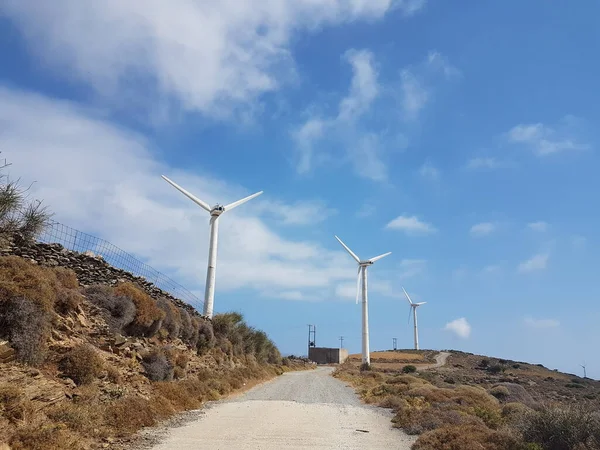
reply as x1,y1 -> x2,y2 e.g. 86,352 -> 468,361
356,266 -> 361,304
402,286 -> 413,305
415,302 -> 427,306
161,175 -> 211,212
224,191 -> 263,212
335,235 -> 361,263
368,252 -> 392,263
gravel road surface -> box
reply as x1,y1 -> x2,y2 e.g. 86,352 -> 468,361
147,367 -> 415,450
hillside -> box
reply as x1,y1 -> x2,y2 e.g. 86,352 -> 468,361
0,243 -> 311,450
336,350 -> 600,449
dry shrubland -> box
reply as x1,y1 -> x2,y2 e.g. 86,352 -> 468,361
0,255 -> 309,449
334,356 -> 600,450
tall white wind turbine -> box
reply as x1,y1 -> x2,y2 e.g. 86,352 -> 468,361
402,286 -> 426,350
161,175 -> 263,319
335,235 -> 391,366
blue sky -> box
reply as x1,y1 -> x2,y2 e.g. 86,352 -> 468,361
1,1 -> 599,378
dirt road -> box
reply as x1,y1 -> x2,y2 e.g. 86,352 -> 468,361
146,367 -> 415,450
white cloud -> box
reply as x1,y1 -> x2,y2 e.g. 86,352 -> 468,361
399,259 -> 427,279
518,253 -> 549,273
524,317 -> 560,329
469,222 -> 496,237
3,0 -> 424,118
292,48 -> 388,181
482,264 -> 501,274
465,157 -> 511,170
255,199 -> 337,226
385,215 -> 437,235
444,318 -> 471,339
507,117 -> 589,156
527,221 -> 548,232
400,69 -> 429,120
0,86 -> 364,308
419,162 -> 440,180
356,202 -> 376,218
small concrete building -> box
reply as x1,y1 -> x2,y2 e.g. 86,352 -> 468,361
308,347 -> 349,365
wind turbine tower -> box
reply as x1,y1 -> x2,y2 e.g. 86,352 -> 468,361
402,287 -> 426,350
335,235 -> 391,366
161,175 -> 263,318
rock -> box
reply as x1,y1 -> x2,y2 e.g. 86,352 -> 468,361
0,341 -> 15,363
76,313 -> 89,327
114,335 -> 128,346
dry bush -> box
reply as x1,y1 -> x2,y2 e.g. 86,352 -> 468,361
413,424 -> 530,450
103,395 -> 160,435
386,374 -> 428,386
175,352 -> 189,369
196,318 -> 215,355
114,282 -> 165,337
52,267 -> 79,289
0,296 -> 51,365
179,308 -> 198,347
502,402 -> 534,427
106,365 -> 123,384
84,285 -> 136,334
59,343 -> 104,385
489,385 -> 510,400
55,289 -> 83,314
0,383 -> 25,422
141,348 -> 174,382
46,400 -> 105,438
494,382 -> 538,409
157,297 -> 181,339
0,256 -> 60,311
9,420 -> 84,450
521,404 -> 600,450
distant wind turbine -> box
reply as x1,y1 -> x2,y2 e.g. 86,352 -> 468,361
402,287 -> 426,350
581,362 -> 587,379
161,175 -> 263,318
335,235 -> 391,366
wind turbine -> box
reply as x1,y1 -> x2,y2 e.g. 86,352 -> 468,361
335,235 -> 391,366
161,175 -> 263,319
402,287 -> 426,350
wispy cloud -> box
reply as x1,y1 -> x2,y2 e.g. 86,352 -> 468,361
470,222 -> 496,237
385,215 -> 437,235
444,318 -> 471,338
524,317 -> 560,329
518,253 -> 549,273
507,117 -> 589,156
255,199 -> 337,226
356,202 -> 376,218
419,162 -> 440,180
571,235 -> 587,250
465,157 -> 512,170
527,221 -> 548,232
399,259 -> 427,279
400,69 -> 429,120
292,48 -> 387,181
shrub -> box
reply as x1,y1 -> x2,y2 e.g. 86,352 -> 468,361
522,404 -> 600,450
565,383 -> 585,389
489,385 -> 510,400
55,290 -> 83,315
179,309 -> 198,347
413,424 -> 530,450
52,267 -> 79,289
0,256 -> 60,311
141,348 -> 174,382
84,285 -> 136,334
114,282 -> 165,337
196,319 -> 215,355
502,402 -> 533,426
0,296 -> 50,365
479,358 -> 490,368
156,297 -> 181,339
360,362 -> 372,371
403,365 -> 417,373
59,344 -> 104,385
488,364 -> 504,374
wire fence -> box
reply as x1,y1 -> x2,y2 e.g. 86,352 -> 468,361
37,220 -> 204,311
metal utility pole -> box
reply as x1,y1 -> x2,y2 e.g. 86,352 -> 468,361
339,336 -> 344,349
307,324 -> 316,348
393,337 -> 397,351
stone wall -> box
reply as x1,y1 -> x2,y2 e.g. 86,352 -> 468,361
0,239 -> 205,319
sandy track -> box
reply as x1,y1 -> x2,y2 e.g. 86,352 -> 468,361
145,367 -> 415,450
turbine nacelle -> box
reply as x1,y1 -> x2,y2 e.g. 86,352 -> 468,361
210,204 -> 226,216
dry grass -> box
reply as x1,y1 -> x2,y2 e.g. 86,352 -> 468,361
114,282 -> 165,337
59,344 -> 105,385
